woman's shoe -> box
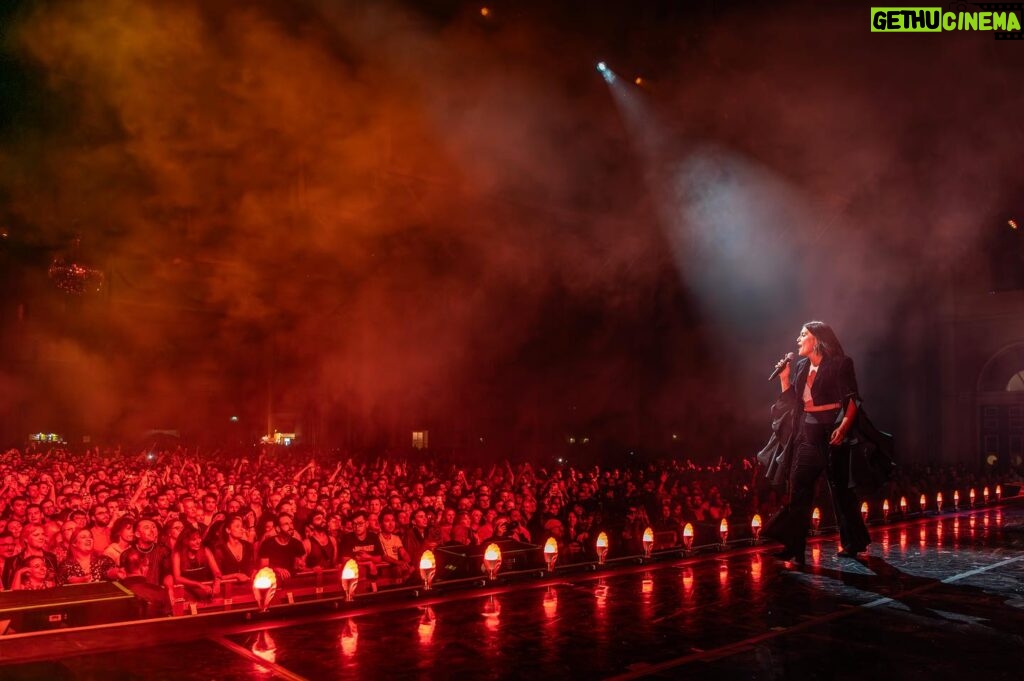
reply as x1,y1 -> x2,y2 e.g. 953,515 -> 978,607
771,550 -> 806,566
837,546 -> 867,558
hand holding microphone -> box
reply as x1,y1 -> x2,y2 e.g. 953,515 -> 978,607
768,352 -> 795,382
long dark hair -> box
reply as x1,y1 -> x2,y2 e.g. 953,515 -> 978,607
803,321 -> 846,359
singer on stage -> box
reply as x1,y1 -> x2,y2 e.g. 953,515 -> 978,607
761,321 -> 872,565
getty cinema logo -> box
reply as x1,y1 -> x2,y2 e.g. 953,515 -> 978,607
871,2 -> 1023,38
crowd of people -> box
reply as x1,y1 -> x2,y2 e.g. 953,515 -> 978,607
0,444 -> 1019,619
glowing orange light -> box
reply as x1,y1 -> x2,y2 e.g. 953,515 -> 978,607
642,572 -> 653,594
341,559 -> 359,601
969,488 -> 976,507
483,543 -> 502,580
996,484 -> 1002,500
544,537 -> 559,572
642,527 -> 654,558
719,518 -> 729,546
682,567 -> 694,595
595,531 -> 609,564
251,629 -> 277,663
811,507 -> 821,532
482,594 -> 501,626
1010,218 -> 1019,230
634,76 -> 644,85
751,514 -> 762,543
860,501 -> 869,522
419,550 -> 436,590
480,7 -> 490,17
340,619 -> 358,657
953,490 -> 960,509
936,492 -> 943,513
920,494 -> 927,511
543,586 -> 557,619
750,554 -> 762,584
900,496 -> 908,514
983,486 -> 990,503
252,566 -> 277,612
682,523 -> 694,551
882,499 -> 890,521
418,607 -> 436,645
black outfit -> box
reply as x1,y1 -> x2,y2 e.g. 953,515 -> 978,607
258,535 -> 306,573
305,534 -> 337,569
210,540 -> 255,576
762,355 -> 871,558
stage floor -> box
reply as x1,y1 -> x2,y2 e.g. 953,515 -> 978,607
3,504 -> 1024,680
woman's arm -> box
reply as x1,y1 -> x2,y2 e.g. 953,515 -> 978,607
831,356 -> 860,445
831,400 -> 858,446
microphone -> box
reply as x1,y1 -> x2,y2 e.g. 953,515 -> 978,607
768,352 -> 795,381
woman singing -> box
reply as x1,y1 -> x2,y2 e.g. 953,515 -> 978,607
763,321 -> 871,566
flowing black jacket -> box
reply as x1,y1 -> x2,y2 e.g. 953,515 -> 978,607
756,355 -> 895,493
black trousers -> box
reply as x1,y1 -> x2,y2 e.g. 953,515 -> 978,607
765,416 -> 870,555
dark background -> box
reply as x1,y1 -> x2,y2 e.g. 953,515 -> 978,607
0,0 -> 1021,461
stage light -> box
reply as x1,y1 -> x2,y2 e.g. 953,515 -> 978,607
682,523 -> 694,551
483,543 -> 502,580
953,490 -> 960,510
882,499 -> 890,521
811,507 -> 821,533
920,494 -> 927,512
983,486 -> 990,504
544,537 -> 559,572
480,6 -> 490,17
634,76 -> 644,86
419,550 -> 436,590
252,567 -> 277,612
341,559 -> 359,601
969,488 -> 976,508
1010,219 -> 1018,230
750,514 -> 762,543
596,61 -> 615,84
900,496 -> 908,514
996,484 -> 1002,500
861,501 -> 869,523
596,532 -> 609,564
642,527 -> 654,558
719,518 -> 729,547
936,492 -> 943,513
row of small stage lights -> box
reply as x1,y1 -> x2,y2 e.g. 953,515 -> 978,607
246,484 -> 1008,613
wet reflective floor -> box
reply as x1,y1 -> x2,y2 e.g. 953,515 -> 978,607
3,504 -> 1024,680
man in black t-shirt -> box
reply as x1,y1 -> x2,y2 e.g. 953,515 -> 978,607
337,510 -> 385,577
258,513 -> 306,578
